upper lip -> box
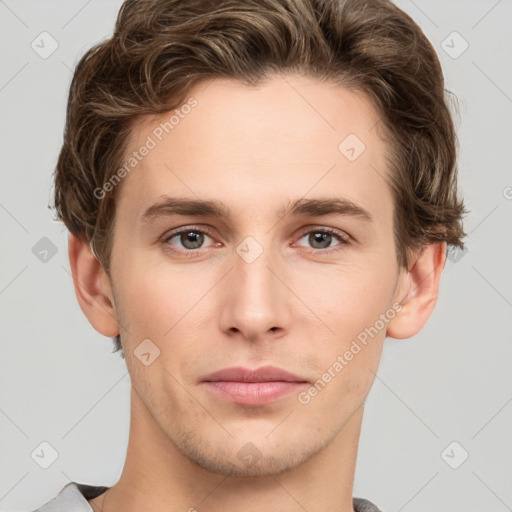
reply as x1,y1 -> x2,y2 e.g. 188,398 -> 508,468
201,365 -> 307,383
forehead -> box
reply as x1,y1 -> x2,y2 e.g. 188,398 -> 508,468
117,74 -> 393,222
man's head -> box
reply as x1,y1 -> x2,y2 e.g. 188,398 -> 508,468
54,0 -> 465,478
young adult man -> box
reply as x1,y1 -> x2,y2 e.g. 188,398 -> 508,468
33,0 -> 466,510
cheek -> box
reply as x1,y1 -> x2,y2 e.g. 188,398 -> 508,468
295,260 -> 394,398
114,256 -> 197,337
294,259 -> 396,335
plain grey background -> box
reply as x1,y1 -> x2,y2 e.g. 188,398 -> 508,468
1,1 -> 511,511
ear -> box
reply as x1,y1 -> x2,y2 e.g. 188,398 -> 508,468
68,232 -> 120,337
387,242 -> 447,340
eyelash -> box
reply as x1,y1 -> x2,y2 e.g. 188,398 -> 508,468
161,225 -> 351,258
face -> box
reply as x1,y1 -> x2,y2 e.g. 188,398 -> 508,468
107,74 -> 408,476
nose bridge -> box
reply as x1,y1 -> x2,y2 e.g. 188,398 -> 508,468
219,231 -> 290,338
234,232 -> 282,306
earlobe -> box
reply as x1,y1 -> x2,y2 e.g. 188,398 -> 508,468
386,242 -> 447,340
68,232 -> 120,338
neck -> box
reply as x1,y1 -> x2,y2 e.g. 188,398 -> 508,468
91,386 -> 363,512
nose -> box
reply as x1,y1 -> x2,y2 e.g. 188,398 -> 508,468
218,238 -> 293,343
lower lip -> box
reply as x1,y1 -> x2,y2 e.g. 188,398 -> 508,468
202,381 -> 308,406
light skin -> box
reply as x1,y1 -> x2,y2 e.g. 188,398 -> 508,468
69,74 -> 446,512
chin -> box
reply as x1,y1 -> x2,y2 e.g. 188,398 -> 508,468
174,429 -> 327,478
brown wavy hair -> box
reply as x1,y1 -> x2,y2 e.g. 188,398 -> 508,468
53,0 -> 467,356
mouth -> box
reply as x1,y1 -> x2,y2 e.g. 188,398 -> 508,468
200,365 -> 309,406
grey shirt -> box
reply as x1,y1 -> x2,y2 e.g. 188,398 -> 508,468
32,482 -> 383,511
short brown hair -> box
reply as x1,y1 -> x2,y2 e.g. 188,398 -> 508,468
53,0 -> 467,356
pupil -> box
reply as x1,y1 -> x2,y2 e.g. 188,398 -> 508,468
182,231 -> 203,249
310,232 -> 331,249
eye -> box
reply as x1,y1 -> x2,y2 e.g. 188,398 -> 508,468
161,225 -> 351,258
163,227 -> 216,254
294,227 -> 350,252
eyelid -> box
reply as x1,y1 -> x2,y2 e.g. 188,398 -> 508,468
160,225 -> 218,258
162,225 -> 215,242
162,225 -> 218,250
161,224 -> 352,256
291,225 -> 351,255
294,225 -> 351,243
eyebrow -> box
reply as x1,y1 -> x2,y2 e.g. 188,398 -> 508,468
140,196 -> 373,223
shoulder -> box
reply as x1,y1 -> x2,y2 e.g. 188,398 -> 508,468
353,496 -> 384,512
29,482 -> 109,512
